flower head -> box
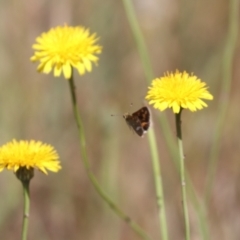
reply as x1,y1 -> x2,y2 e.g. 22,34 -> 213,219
0,140 -> 61,175
31,25 -> 102,79
145,71 -> 213,113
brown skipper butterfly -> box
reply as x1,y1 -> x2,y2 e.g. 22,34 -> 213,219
123,106 -> 151,137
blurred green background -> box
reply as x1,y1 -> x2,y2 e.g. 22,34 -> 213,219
0,0 -> 239,239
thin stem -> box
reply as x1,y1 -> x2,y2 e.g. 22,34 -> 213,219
122,1 -> 169,239
175,110 -> 190,240
21,180 -> 30,240
164,132 -> 209,239
204,0 -> 240,205
121,0 -> 153,82
148,129 -> 169,240
122,1 -> 209,239
68,74 -> 152,240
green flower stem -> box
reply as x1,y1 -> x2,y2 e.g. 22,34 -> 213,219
122,0 -> 153,82
148,129 -> 169,240
175,110 -> 190,240
21,180 -> 30,240
122,1 -> 169,239
68,74 -> 152,240
122,0 -> 209,239
162,130 -> 209,239
204,0 -> 240,205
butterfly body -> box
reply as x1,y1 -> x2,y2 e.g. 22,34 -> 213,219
123,106 -> 151,137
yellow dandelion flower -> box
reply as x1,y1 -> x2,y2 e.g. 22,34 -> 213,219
145,71 -> 213,113
0,140 -> 61,175
30,25 -> 102,79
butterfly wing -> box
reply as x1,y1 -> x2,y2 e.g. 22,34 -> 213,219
125,114 -> 144,136
132,107 -> 150,132
124,107 -> 150,136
